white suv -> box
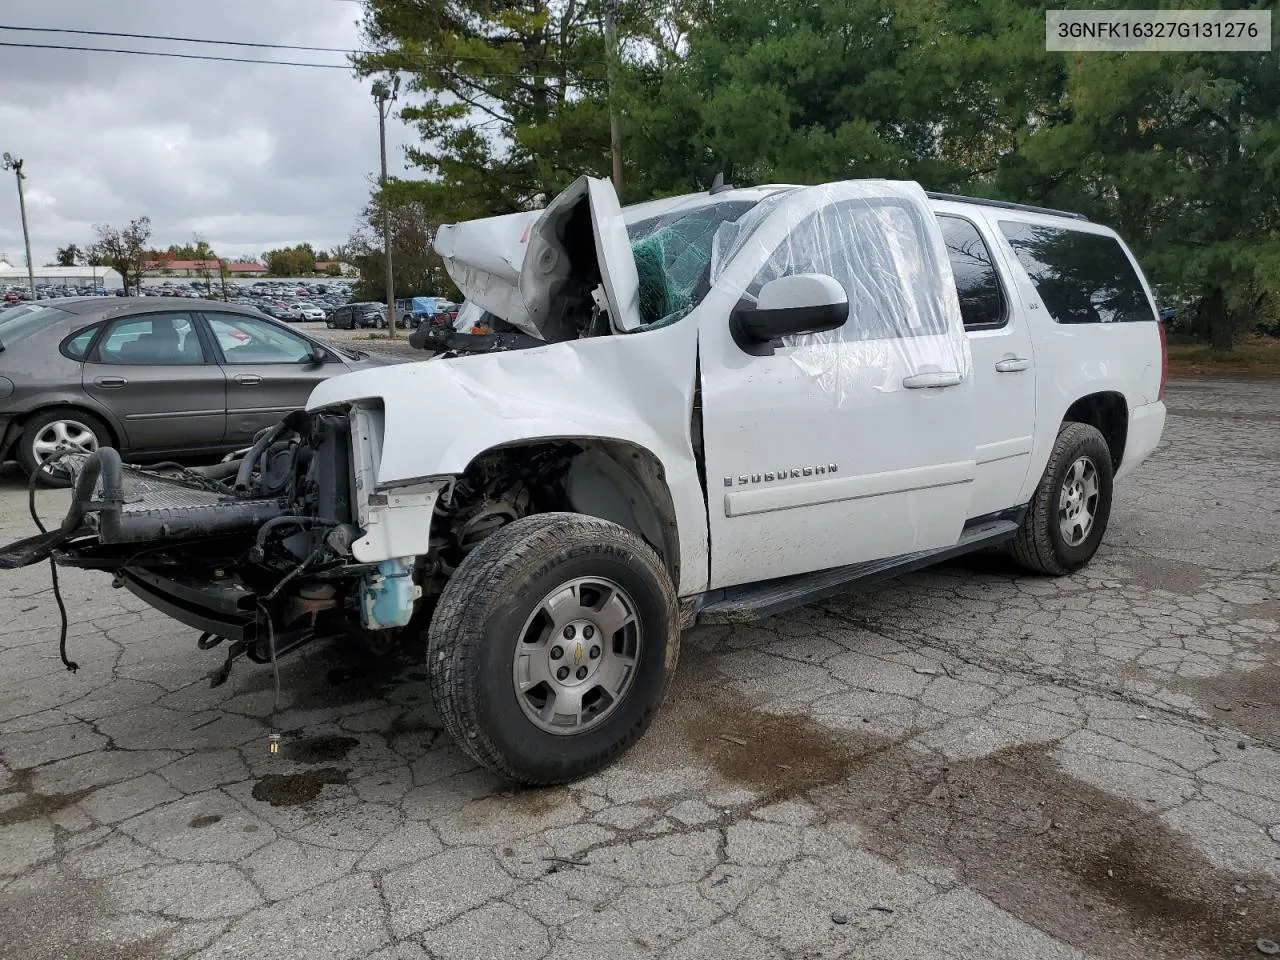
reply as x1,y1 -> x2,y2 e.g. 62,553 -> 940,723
4,178 -> 1166,786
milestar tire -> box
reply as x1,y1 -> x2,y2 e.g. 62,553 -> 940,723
427,513 -> 679,785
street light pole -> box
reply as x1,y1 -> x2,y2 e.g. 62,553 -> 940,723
373,77 -> 400,338
2,153 -> 37,300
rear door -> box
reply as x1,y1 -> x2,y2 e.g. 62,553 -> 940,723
81,311 -> 226,450
935,211 -> 1037,518
698,182 -> 978,588
200,311 -> 342,442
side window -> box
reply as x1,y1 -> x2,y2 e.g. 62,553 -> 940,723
748,199 -> 950,341
94,313 -> 205,365
61,324 -> 100,361
207,314 -> 314,364
936,215 -> 1005,329
998,221 -> 1155,324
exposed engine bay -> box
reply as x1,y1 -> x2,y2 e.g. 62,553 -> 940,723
0,408 -> 657,680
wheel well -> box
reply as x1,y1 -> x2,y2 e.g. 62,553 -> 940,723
562,440 -> 681,587
448,439 -> 681,586
8,404 -> 120,455
1063,393 -> 1127,469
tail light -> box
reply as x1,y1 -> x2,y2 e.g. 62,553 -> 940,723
1156,320 -> 1168,401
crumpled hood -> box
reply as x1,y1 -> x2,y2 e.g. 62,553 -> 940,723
433,176 -> 641,340
433,209 -> 540,333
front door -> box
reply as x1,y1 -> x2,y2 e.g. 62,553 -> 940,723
935,211 -> 1037,519
698,182 -> 978,589
200,311 -> 337,443
81,311 -> 226,451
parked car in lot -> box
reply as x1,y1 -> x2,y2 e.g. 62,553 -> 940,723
0,178 -> 1167,787
295,302 -> 326,321
0,298 -> 402,483
326,302 -> 386,330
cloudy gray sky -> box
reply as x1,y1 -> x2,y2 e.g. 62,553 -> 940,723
0,0 -> 415,267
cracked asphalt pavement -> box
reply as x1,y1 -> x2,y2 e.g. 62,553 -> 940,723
1,377 -> 1278,960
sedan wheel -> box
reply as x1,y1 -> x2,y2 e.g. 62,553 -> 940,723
32,418 -> 100,463
18,409 -> 108,488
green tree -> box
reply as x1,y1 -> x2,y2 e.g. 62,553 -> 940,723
263,243 -> 317,277
999,41 -> 1280,348
346,198 -> 454,302
90,217 -> 153,294
355,0 -> 633,219
619,0 -> 1061,195
190,235 -> 218,291
55,244 -> 83,267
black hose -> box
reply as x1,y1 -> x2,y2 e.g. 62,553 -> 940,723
251,516 -> 327,562
27,454 -> 78,673
235,421 -> 286,491
255,601 -> 281,711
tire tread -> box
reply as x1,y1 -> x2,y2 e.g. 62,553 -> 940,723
427,512 -> 678,785
1010,421 -> 1110,575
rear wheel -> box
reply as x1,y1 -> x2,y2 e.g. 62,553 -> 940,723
427,513 -> 679,785
1010,421 -> 1114,575
18,408 -> 109,488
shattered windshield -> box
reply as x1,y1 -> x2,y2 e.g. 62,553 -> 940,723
627,200 -> 758,330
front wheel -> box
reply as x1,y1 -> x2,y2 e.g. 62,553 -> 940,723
427,513 -> 679,785
1010,421 -> 1114,575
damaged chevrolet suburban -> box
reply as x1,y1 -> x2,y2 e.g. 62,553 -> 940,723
0,178 -> 1167,785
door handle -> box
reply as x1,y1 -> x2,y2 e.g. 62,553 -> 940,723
94,376 -> 127,388
234,374 -> 263,385
994,357 -> 1031,373
902,371 -> 963,389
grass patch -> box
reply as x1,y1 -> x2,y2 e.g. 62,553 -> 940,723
1167,335 -> 1280,376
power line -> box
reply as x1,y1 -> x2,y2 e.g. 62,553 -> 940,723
0,39 -> 601,81
0,24 -> 351,53
0,40 -> 351,68
0,24 -> 601,66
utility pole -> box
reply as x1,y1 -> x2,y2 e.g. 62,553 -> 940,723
2,153 -> 37,300
373,77 -> 400,338
604,0 -> 623,194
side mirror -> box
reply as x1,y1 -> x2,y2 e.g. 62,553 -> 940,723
308,344 -> 328,364
730,274 -> 849,357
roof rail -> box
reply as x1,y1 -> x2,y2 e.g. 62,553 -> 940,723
925,191 -> 1089,222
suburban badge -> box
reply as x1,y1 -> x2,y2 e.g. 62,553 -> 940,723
723,464 -> 837,487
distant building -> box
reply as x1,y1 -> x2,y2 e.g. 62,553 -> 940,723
0,264 -> 123,289
314,261 -> 356,277
225,261 -> 267,278
142,259 -> 267,278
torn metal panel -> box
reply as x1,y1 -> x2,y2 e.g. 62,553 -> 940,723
435,176 -> 641,341
305,315 -> 709,593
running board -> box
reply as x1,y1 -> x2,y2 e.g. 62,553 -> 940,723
695,514 -> 1022,624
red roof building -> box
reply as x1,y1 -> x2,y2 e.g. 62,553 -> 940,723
141,259 -> 266,278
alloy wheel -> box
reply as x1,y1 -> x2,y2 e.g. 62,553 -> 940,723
1058,455 -> 1100,547
512,576 -> 642,735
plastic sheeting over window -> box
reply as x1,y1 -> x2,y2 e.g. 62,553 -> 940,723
709,181 -> 971,402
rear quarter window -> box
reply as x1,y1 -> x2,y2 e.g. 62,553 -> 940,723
61,324 -> 100,360
998,221 -> 1155,324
